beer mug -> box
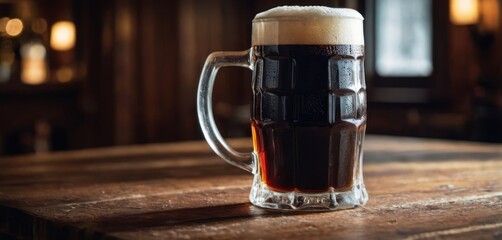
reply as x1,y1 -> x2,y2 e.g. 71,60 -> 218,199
197,6 -> 367,211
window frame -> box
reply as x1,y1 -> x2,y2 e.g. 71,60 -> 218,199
362,0 -> 449,104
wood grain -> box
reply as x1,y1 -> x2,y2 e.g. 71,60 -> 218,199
0,135 -> 501,239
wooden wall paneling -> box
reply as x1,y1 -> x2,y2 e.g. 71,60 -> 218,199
469,2 -> 502,141
77,0 -> 117,148
136,0 -> 158,143
135,0 -> 180,143
77,0 -> 181,147
210,0 -> 253,138
114,0 -> 138,145
431,0 -> 450,104
95,1 -> 117,146
177,0 -> 199,141
448,24 -> 479,114
177,0 -> 253,140
154,1 -> 181,142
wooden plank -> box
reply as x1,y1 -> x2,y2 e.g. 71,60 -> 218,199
0,136 -> 501,239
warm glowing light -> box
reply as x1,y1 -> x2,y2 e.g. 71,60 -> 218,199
32,18 -> 48,34
56,66 -> 74,83
22,59 -> 46,84
50,21 -> 76,51
5,18 -> 24,36
450,0 -> 480,25
21,43 -> 47,85
480,0 -> 500,31
0,17 -> 9,32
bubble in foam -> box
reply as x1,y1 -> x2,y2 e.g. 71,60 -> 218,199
252,6 -> 364,46
255,6 -> 364,20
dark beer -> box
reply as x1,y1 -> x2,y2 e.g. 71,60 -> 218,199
251,44 -> 366,193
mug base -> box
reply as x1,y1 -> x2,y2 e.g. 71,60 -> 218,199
249,175 -> 368,211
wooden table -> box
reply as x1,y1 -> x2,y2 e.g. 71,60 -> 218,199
1,135 -> 501,239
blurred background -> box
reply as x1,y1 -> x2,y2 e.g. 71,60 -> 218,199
0,0 -> 501,156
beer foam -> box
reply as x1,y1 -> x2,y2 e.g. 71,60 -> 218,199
255,6 -> 363,20
252,6 -> 364,45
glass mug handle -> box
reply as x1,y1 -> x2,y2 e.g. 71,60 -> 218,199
197,49 -> 255,173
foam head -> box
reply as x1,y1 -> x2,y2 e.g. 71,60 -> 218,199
252,6 -> 364,46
